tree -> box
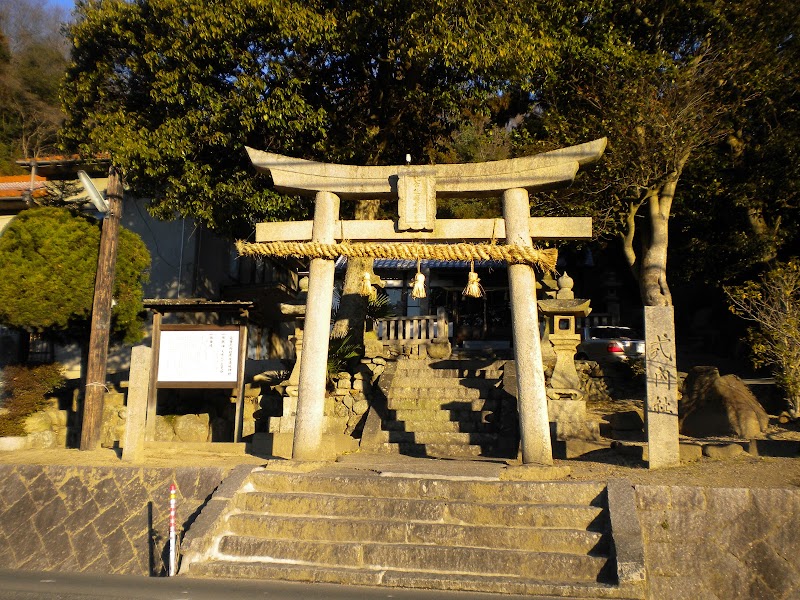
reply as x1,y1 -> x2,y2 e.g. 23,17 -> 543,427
671,0 -> 800,286
0,0 -> 69,171
726,260 -> 800,417
0,207 -> 150,345
61,0 -> 577,348
513,0 -> 800,306
61,0 -> 567,235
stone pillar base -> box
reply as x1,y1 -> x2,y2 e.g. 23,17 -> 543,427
251,431 -> 357,460
547,391 -> 600,441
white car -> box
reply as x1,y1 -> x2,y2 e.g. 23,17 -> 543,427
575,326 -> 645,364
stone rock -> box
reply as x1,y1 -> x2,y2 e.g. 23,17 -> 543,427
680,366 -> 769,439
23,411 -> 52,434
155,416 -> 176,442
703,443 -> 745,460
28,429 -> 57,449
173,414 -> 210,442
101,402 -> 125,448
563,439 -> 608,458
43,398 -> 60,411
679,442 -> 703,463
583,376 -> 612,404
608,410 -> 644,432
53,409 -> 68,427
0,436 -> 30,451
104,391 -> 125,407
426,339 -> 451,359
364,339 -> 384,359
352,399 -> 369,415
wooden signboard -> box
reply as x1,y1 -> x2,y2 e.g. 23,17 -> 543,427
146,321 -> 248,443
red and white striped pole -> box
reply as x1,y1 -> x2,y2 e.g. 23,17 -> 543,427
169,483 -> 177,576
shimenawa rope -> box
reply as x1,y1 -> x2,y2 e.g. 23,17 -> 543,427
236,240 -> 557,271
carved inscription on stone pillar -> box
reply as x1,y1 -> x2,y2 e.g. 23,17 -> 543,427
646,330 -> 678,416
397,169 -> 436,231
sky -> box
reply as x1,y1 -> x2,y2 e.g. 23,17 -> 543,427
46,0 -> 74,17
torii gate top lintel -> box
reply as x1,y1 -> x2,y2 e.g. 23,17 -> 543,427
246,137 -> 606,200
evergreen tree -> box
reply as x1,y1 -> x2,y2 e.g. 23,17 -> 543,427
0,206 -> 150,344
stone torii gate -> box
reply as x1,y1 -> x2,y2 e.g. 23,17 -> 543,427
239,138 -> 606,465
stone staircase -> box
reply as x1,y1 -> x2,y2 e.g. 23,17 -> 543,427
365,357 -> 518,458
183,467 -> 644,599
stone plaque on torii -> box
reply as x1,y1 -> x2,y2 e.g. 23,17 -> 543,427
239,138 -> 606,464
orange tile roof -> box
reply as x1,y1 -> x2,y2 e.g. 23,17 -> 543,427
0,175 -> 48,198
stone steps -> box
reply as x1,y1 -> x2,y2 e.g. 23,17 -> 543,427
215,536 -> 610,582
194,561 -> 641,598
376,430 -> 498,446
186,470 -> 642,599
246,471 -> 606,504
389,387 -> 493,401
390,408 -> 488,422
370,442 -> 487,457
373,358 -> 512,458
225,513 -> 610,554
387,397 -> 499,410
233,492 -> 606,530
391,376 -> 501,388
384,419 -> 494,433
394,359 -> 505,378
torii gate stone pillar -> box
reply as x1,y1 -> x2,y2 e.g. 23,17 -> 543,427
293,191 -> 339,459
242,139 -> 606,464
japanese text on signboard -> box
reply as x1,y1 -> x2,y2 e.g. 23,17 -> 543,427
157,329 -> 239,383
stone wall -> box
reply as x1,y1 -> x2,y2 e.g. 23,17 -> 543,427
575,360 -> 645,404
636,485 -> 800,600
0,463 -> 796,596
0,464 -> 227,576
268,356 -> 387,438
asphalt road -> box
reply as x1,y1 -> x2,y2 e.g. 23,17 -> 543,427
0,570 -> 532,600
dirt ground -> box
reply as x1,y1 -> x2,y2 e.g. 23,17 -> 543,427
573,396 -> 800,488
1,416 -> 797,490
1,375 -> 797,489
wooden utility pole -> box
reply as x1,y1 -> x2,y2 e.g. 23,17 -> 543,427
80,166 -> 123,450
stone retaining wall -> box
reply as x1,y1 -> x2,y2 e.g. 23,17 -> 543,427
635,485 -> 800,600
0,461 -> 797,598
0,464 -> 227,576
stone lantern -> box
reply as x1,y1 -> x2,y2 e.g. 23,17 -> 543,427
537,273 -> 599,440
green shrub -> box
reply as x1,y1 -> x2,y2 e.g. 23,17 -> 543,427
327,334 -> 361,385
365,293 -> 395,329
0,363 -> 65,436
